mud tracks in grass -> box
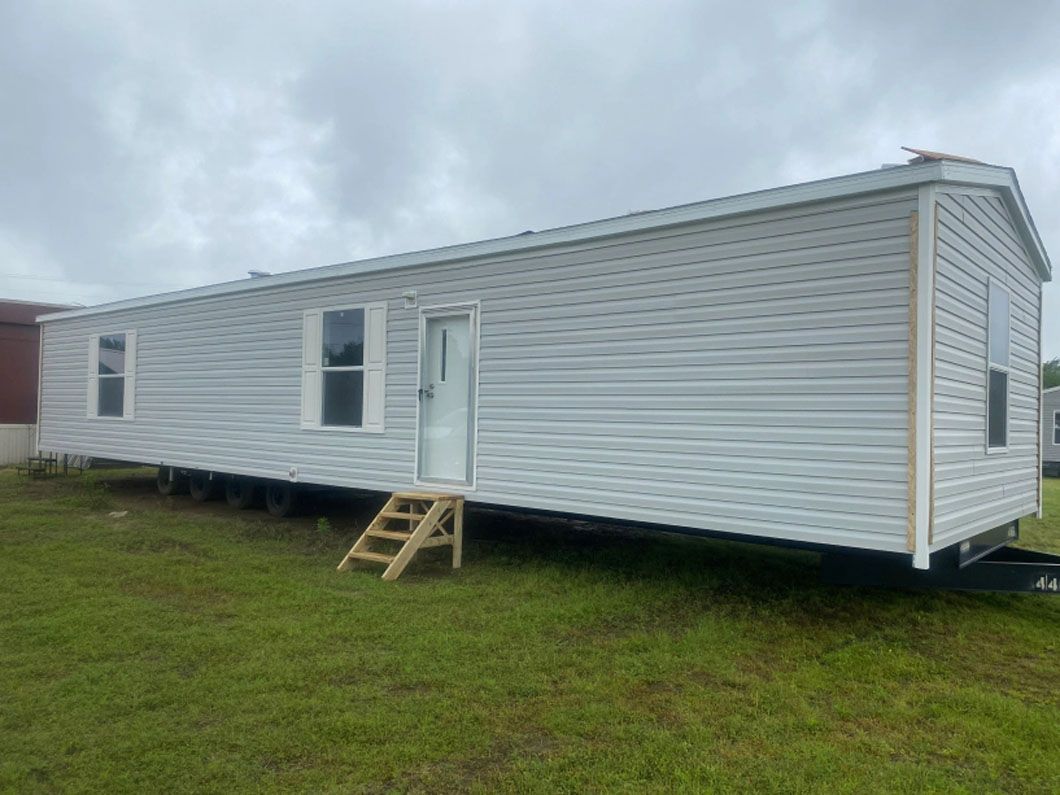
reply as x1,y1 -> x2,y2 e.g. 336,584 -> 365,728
121,535 -> 212,558
376,731 -> 564,793
118,577 -> 233,614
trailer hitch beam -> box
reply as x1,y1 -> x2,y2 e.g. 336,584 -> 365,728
821,521 -> 1060,594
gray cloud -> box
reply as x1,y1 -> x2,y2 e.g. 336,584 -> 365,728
1,0 -> 1057,353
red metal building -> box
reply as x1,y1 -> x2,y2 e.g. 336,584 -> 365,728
0,300 -> 78,424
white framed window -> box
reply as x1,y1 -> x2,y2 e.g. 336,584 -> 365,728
1054,410 -> 1060,446
87,331 -> 136,420
301,302 -> 386,432
985,280 -> 1010,451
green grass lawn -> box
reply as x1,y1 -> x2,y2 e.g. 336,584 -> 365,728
1,470 -> 1058,793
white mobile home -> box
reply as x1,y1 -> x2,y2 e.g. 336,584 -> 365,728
36,152 -> 1053,576
1044,386 -> 1060,475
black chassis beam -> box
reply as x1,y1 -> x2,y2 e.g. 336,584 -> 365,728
821,521 -> 1060,594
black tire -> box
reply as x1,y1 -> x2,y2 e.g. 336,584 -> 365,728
188,471 -> 219,502
225,477 -> 257,510
156,466 -> 187,496
265,481 -> 299,518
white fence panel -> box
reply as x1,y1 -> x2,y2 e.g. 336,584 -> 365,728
0,424 -> 36,466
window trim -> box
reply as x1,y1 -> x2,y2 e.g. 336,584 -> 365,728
88,330 -> 137,422
1053,410 -> 1060,446
984,278 -> 1010,454
301,302 -> 386,434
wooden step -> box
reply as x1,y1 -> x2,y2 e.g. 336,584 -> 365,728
344,550 -> 395,564
392,491 -> 460,501
365,529 -> 413,541
379,510 -> 425,521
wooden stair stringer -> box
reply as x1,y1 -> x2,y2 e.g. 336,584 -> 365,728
336,492 -> 464,580
380,500 -> 447,581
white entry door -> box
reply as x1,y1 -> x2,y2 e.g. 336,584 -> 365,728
417,305 -> 478,486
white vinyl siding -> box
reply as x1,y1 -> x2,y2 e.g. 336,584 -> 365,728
301,303 -> 386,433
39,189 -> 916,552
932,191 -> 1041,548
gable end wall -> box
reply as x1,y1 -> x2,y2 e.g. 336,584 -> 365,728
931,190 -> 1042,549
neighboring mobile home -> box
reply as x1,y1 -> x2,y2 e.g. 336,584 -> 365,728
1044,386 -> 1060,476
0,299 -> 77,465
36,152 -> 1051,572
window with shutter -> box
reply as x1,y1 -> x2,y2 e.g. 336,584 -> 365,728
301,302 -> 387,432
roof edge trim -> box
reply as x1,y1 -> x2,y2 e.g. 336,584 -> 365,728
933,161 -> 1051,282
38,160 -> 1049,322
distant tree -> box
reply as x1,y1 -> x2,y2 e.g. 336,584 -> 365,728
1044,358 -> 1060,389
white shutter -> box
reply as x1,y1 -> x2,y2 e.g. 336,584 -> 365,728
363,302 -> 387,432
301,310 -> 322,427
122,330 -> 137,420
87,334 -> 99,418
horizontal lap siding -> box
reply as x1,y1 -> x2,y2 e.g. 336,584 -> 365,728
39,189 -> 916,552
932,191 -> 1042,548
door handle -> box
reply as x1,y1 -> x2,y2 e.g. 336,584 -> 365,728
418,384 -> 435,401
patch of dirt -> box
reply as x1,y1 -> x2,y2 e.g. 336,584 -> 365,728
370,730 -> 563,793
121,536 -> 210,558
97,470 -> 386,537
119,579 -> 232,613
917,628 -> 1060,706
687,668 -> 751,693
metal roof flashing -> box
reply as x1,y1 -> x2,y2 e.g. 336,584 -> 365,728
38,160 -> 1050,323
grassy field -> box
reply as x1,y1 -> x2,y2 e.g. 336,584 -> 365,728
1,469 -> 1058,793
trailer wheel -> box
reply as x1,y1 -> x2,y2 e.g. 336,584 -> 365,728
156,466 -> 187,496
265,482 -> 299,518
225,477 -> 257,509
188,471 -> 219,502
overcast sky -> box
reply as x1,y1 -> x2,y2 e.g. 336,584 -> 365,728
1,1 -> 1057,355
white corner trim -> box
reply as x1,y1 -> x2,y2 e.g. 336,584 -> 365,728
35,322 -> 44,454
1040,280 -> 1046,518
913,185 -> 936,570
